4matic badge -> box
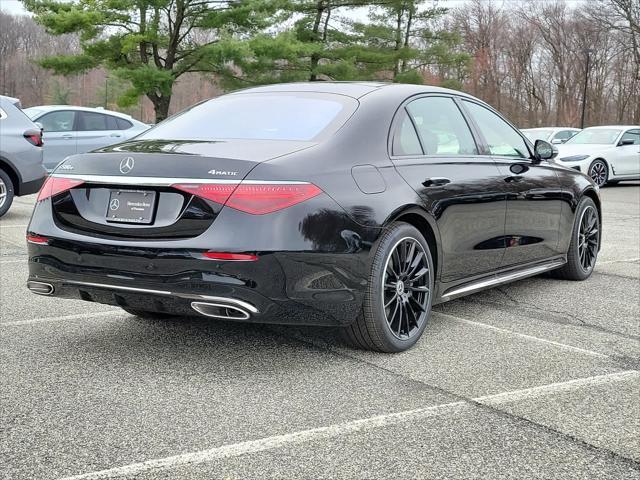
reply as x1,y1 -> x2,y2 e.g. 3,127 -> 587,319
208,170 -> 238,176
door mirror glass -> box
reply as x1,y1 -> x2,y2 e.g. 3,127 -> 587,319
534,140 -> 556,160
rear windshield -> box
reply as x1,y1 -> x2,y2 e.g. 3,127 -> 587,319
139,93 -> 357,142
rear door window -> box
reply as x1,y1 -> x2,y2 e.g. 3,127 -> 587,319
77,112 -> 113,131
392,111 -> 423,156
39,111 -> 76,132
405,97 -> 478,155
116,117 -> 133,130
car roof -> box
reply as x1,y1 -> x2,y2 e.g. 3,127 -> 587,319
0,95 -> 22,108
229,81 -> 474,100
522,127 -> 580,131
25,105 -> 135,120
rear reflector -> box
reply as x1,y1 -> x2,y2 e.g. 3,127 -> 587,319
26,234 -> 49,245
202,252 -> 258,261
37,176 -> 85,202
171,182 -> 322,215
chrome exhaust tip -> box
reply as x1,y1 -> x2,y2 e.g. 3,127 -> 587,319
27,281 -> 54,296
191,301 -> 253,320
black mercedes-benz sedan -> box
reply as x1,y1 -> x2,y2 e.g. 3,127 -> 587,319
27,82 -> 601,352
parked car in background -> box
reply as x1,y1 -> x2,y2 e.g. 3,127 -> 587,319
23,106 -> 150,171
555,125 -> 640,187
0,95 -> 47,217
521,127 -> 581,144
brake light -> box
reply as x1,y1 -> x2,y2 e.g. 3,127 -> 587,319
225,184 -> 322,215
24,130 -> 43,147
26,234 -> 49,245
202,252 -> 258,261
37,176 -> 85,202
171,182 -> 322,215
171,183 -> 238,205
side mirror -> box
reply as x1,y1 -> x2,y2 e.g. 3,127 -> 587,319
534,139 -> 557,161
618,139 -> 635,146
551,138 -> 563,144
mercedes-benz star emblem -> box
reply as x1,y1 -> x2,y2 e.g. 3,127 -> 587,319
119,157 -> 135,174
109,199 -> 120,211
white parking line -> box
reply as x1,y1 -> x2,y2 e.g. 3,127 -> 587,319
598,257 -> 640,265
0,259 -> 26,265
0,224 -> 28,228
1,310 -> 122,327
57,369 -> 638,480
435,312 -> 610,358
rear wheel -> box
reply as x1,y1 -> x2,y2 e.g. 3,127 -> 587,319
588,159 -> 608,187
341,223 -> 434,353
552,197 -> 600,280
0,169 -> 15,218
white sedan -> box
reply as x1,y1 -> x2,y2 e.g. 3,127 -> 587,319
555,125 -> 640,187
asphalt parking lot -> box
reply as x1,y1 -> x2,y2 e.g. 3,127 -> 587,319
1,184 -> 639,480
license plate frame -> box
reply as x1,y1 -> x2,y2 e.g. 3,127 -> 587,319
106,189 -> 157,225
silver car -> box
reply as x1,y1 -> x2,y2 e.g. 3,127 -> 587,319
23,105 -> 150,171
0,96 -> 47,217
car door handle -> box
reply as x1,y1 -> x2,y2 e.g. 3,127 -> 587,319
422,177 -> 451,187
504,175 -> 524,183
61,134 -> 73,140
110,133 -> 122,138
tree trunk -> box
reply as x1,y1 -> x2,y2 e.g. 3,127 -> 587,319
149,93 -> 171,123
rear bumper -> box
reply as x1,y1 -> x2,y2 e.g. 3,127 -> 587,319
19,175 -> 46,196
27,239 -> 369,326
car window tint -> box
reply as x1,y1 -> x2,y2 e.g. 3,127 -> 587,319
39,111 -> 75,132
405,97 -> 477,155
392,110 -> 423,156
78,112 -> 113,131
620,129 -> 640,145
140,93 -> 356,142
116,117 -> 133,130
463,101 -> 530,158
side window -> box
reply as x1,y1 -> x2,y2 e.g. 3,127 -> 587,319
392,110 -> 423,156
78,112 -> 111,131
405,97 -> 477,155
116,117 -> 133,130
463,101 -> 530,158
39,111 -> 75,132
620,129 -> 640,145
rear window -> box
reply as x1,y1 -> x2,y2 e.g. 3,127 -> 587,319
140,93 -> 358,142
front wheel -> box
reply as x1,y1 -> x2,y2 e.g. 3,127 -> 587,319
341,223 -> 434,353
551,197 -> 600,280
588,159 -> 608,187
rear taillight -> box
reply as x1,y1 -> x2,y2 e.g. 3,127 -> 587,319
37,176 -> 85,202
171,182 -> 322,215
24,129 -> 43,147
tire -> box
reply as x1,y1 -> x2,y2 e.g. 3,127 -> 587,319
588,159 -> 608,187
340,222 -> 434,353
551,197 -> 600,281
0,169 -> 15,218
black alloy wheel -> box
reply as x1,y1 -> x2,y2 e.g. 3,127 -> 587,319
578,205 -> 599,273
588,160 -> 608,187
382,237 -> 431,339
341,222 -> 434,353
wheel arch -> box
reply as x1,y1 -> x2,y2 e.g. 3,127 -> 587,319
384,205 -> 442,278
0,156 -> 21,195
